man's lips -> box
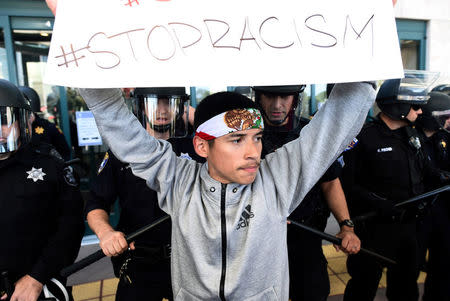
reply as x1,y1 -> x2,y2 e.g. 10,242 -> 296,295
240,163 -> 260,172
270,112 -> 283,117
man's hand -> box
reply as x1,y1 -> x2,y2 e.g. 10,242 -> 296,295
45,0 -> 57,15
98,229 -> 135,257
8,275 -> 43,301
334,227 -> 361,255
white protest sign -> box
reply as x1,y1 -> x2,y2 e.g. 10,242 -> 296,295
45,0 -> 403,88
75,111 -> 103,146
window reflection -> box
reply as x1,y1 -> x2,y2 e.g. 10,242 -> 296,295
0,29 -> 9,79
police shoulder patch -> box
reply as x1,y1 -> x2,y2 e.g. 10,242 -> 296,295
344,138 -> 359,152
98,152 -> 110,174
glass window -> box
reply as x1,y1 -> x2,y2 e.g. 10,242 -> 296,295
400,40 -> 419,70
13,28 -> 56,119
192,85 -> 228,105
0,28 -> 9,79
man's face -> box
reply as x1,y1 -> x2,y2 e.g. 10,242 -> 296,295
406,106 -> 422,123
205,129 -> 263,185
259,93 -> 294,126
153,98 -> 173,126
444,116 -> 450,131
0,121 -> 19,149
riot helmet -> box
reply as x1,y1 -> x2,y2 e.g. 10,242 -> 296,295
133,87 -> 189,138
0,79 -> 33,154
417,92 -> 450,132
252,85 -> 305,130
19,86 -> 41,113
376,70 -> 438,121
431,84 -> 450,96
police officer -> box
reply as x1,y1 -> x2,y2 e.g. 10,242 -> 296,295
0,79 -> 84,301
416,91 -> 450,301
18,86 -> 71,161
85,87 -> 204,301
342,76 -> 437,301
252,85 -> 360,301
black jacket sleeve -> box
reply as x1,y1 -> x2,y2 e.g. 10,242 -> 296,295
29,163 -> 84,283
85,151 -> 119,215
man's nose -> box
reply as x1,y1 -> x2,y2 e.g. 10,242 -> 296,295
272,97 -> 283,109
245,140 -> 260,159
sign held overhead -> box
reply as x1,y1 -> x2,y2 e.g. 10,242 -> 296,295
45,0 -> 404,87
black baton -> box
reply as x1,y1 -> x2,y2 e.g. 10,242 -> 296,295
61,215 -> 170,277
352,185 -> 450,222
287,219 -> 397,266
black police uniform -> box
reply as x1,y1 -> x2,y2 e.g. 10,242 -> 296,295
32,115 -> 71,161
262,120 -> 342,301
342,116 -> 429,301
0,141 -> 84,297
417,130 -> 450,301
86,137 -> 204,301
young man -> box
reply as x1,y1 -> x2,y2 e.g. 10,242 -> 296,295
77,80 -> 375,300
86,87 -> 203,301
253,85 -> 360,301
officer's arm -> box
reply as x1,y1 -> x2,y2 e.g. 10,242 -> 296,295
29,164 -> 84,284
321,178 -> 361,254
260,82 -> 376,215
86,153 -> 131,256
322,178 -> 350,225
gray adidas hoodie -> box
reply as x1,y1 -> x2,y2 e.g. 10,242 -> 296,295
79,82 -> 375,300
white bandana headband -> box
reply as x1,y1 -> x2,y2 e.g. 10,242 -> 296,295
196,108 -> 264,140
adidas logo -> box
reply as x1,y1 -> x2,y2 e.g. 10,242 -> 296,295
236,204 -> 254,230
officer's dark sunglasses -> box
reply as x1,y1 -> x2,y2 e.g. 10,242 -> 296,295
411,105 -> 422,111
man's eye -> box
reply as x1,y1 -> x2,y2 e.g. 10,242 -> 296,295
232,139 -> 241,144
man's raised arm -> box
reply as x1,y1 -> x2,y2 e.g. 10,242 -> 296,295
261,82 -> 376,215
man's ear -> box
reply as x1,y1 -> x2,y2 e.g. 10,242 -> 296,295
193,136 -> 209,158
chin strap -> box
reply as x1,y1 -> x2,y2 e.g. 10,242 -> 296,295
152,123 -> 171,133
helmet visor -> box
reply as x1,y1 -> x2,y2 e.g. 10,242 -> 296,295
432,108 -> 450,133
136,94 -> 189,138
397,70 -> 440,104
0,107 -> 32,153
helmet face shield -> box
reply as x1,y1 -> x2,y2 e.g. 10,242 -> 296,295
397,70 -> 440,105
134,94 -> 189,138
433,109 -> 450,132
0,106 -> 32,153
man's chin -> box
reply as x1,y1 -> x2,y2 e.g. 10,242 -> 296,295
236,174 -> 257,185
